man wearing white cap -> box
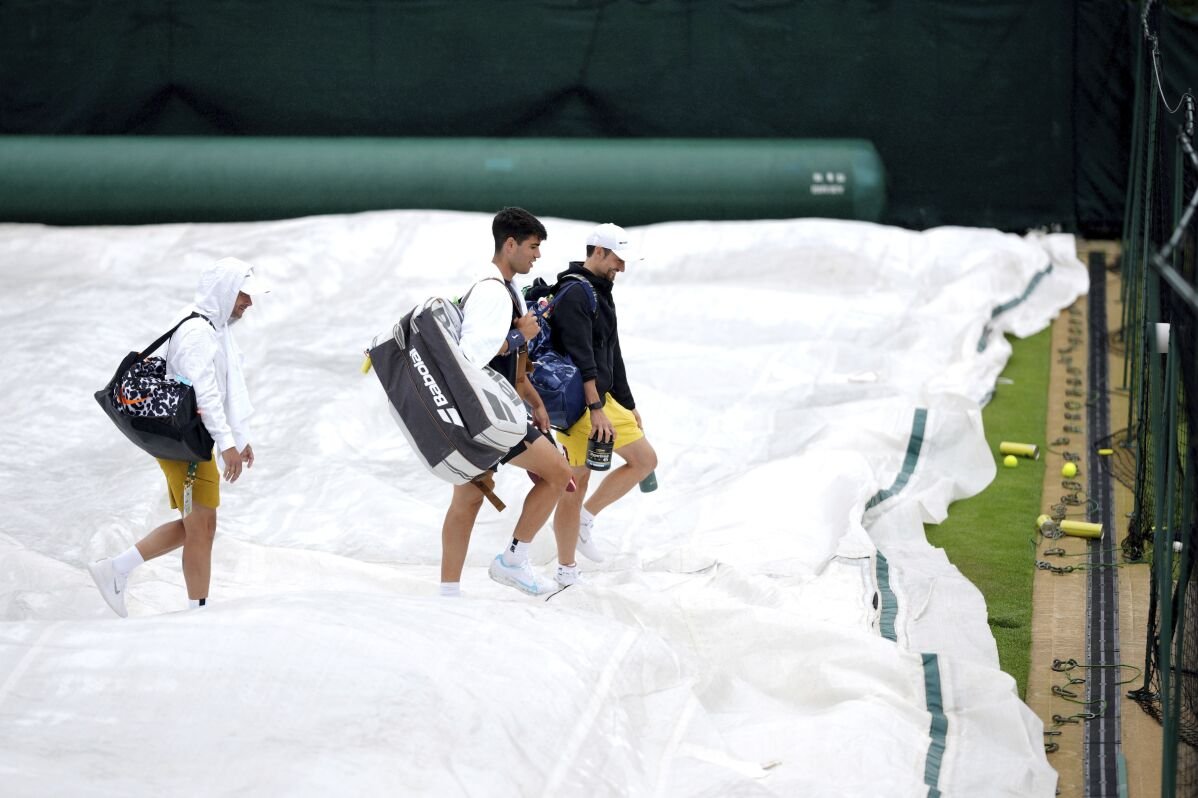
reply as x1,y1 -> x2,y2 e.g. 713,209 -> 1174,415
88,256 -> 269,616
548,223 -> 658,585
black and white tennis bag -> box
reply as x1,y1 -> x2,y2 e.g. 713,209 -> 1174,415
368,297 -> 526,484
94,312 -> 216,463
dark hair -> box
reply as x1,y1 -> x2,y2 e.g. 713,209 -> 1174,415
586,245 -> 597,258
492,207 -> 547,253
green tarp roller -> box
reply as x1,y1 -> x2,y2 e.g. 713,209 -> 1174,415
0,136 -> 885,225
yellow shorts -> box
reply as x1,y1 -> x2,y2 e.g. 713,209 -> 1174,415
557,395 -> 645,467
157,455 -> 220,511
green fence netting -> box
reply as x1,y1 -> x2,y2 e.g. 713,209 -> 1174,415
1123,3 -> 1198,796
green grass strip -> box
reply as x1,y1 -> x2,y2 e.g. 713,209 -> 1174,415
925,327 -> 1052,700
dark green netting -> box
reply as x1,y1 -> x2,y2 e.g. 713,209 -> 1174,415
1123,4 -> 1198,796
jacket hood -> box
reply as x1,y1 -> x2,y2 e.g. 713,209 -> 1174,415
195,257 -> 253,329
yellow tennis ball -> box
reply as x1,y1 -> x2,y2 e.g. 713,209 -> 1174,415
1062,462 -> 1078,478
1003,454 -> 1018,468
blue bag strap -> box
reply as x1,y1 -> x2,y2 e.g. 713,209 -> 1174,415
550,275 -> 597,315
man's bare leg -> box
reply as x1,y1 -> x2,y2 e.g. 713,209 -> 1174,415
441,482 -> 485,584
584,437 -> 657,517
507,435 -> 573,542
134,519 -> 187,561
486,435 -> 572,595
180,504 -> 217,601
553,466 -> 591,565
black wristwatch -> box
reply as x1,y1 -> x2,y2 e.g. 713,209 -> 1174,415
587,400 -> 604,411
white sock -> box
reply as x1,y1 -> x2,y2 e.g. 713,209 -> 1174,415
188,598 -> 207,608
581,507 -> 595,525
439,582 -> 461,597
112,546 -> 144,577
502,538 -> 530,566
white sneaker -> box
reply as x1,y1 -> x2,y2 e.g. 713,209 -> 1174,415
87,558 -> 129,618
488,555 -> 556,596
576,514 -> 605,563
556,563 -> 581,587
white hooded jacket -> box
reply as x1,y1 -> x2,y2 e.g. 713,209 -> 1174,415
163,258 -> 257,455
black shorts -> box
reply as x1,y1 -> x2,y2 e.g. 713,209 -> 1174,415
498,422 -> 553,467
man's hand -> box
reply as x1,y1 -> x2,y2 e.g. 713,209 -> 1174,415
632,409 -> 643,430
241,443 -> 255,469
590,409 -> 615,443
221,447 -> 244,483
515,311 -> 539,342
531,405 -> 551,434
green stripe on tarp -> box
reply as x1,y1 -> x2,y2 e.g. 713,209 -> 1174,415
876,551 -> 898,641
922,652 -> 948,796
863,410 -> 945,794
870,408 -> 928,643
865,407 -> 927,511
976,260 -> 1054,352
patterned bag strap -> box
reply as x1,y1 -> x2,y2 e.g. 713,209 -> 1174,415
138,312 -> 208,358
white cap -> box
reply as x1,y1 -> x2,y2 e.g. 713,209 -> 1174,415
585,223 -> 642,264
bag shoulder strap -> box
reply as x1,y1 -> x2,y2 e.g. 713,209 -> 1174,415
140,312 -> 209,358
459,276 -> 523,320
553,274 -> 598,315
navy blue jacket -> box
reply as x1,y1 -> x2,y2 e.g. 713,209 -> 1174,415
549,262 -> 635,410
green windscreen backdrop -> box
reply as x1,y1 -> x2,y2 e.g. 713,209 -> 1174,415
0,0 -> 1181,232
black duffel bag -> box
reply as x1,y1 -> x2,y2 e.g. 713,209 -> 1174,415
95,313 -> 215,462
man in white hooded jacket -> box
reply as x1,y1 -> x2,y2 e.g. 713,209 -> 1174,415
89,257 -> 267,616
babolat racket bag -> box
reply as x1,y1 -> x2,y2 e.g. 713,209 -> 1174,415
94,313 -> 216,462
368,297 -> 526,484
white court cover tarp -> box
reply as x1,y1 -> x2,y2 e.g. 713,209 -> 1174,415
0,213 -> 1085,796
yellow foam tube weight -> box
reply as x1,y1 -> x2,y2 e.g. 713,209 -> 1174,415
1059,520 -> 1103,539
999,441 -> 1039,459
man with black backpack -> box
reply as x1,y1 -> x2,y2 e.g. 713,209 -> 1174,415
440,207 -> 573,597
88,257 -> 268,616
548,224 -> 658,586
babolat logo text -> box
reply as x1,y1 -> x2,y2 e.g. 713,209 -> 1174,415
408,348 -> 465,427
409,349 -> 448,407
